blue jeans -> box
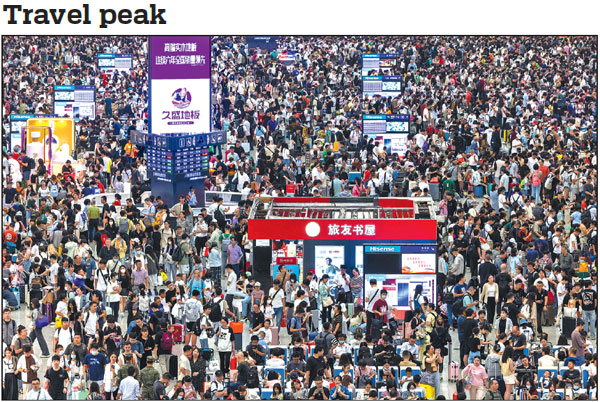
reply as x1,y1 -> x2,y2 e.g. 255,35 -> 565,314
165,260 -> 177,282
199,338 -> 209,349
432,371 -> 441,398
446,303 -> 453,327
532,185 -> 541,204
273,307 -> 283,328
233,291 -> 251,318
582,310 -> 596,339
349,323 -> 367,334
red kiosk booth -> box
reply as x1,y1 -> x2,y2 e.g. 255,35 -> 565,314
247,197 -> 439,315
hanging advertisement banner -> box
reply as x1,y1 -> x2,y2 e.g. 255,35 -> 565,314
149,36 -> 211,134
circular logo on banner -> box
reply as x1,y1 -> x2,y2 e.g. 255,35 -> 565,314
305,221 -> 320,238
171,88 -> 192,109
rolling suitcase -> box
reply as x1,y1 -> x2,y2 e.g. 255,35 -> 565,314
169,355 -> 178,377
230,322 -> 243,351
270,326 -> 280,346
562,317 -> 577,339
43,302 -> 54,321
172,323 -> 185,343
11,287 -> 20,308
449,361 -> 460,382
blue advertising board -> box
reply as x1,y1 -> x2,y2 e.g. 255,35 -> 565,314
53,85 -> 96,120
245,36 -> 279,51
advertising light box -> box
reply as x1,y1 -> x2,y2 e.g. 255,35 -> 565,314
362,76 -> 404,98
53,85 -> 96,120
363,244 -> 437,310
362,114 -> 410,156
98,53 -> 134,74
361,54 -> 397,76
149,36 -> 211,134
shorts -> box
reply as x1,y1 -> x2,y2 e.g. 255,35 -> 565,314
285,302 -> 294,308
504,374 -> 515,385
186,321 -> 196,333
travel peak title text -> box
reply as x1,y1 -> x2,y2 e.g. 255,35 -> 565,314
3,4 -> 166,28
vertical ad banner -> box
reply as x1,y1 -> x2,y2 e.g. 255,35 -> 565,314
149,36 -> 211,134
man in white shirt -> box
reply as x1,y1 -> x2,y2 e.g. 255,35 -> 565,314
48,255 -> 60,286
334,267 -> 351,302
55,292 -> 69,321
26,377 -> 52,400
365,279 -> 381,336
268,279 -> 286,329
17,345 -> 41,396
84,302 -> 100,338
225,265 -> 238,313
332,334 -> 352,362
569,228 -> 580,254
54,318 -> 74,352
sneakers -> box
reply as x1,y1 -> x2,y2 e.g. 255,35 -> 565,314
41,354 -> 50,358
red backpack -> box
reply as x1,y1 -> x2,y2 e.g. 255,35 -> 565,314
160,330 -> 174,351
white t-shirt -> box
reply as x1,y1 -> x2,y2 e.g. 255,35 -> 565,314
552,235 -> 562,254
96,268 -> 110,291
49,263 -> 59,285
334,272 -> 350,292
226,272 -> 237,294
54,327 -> 74,349
56,301 -> 69,318
84,311 -> 98,336
269,287 -> 285,309
107,281 -> 121,303
569,233 -> 578,253
365,286 -> 380,313
198,315 -> 210,340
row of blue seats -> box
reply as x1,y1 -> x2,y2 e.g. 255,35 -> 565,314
538,367 -> 591,387
259,365 -> 421,386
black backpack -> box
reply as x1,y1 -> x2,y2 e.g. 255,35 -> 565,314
581,208 -> 592,222
442,285 -> 455,304
172,246 -> 184,262
246,366 -> 260,388
451,297 -> 464,317
209,299 -> 223,322
314,332 -> 333,354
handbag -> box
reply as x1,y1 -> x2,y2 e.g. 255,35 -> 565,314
35,314 -> 49,329
322,296 -> 334,308
421,370 -> 435,386
55,316 -> 62,328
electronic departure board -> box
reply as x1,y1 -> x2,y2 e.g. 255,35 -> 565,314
132,131 -> 225,183
361,76 -> 404,99
361,54 -> 398,76
98,54 -> 134,74
53,85 -> 96,120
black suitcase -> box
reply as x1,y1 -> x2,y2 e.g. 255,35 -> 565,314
169,355 -> 178,377
563,317 -> 577,339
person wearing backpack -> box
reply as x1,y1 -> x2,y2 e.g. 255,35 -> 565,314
184,290 -> 203,348
219,225 -> 234,274
314,322 -> 337,371
154,324 -> 174,376
196,305 -> 214,349
116,210 -> 132,242
580,280 -> 597,340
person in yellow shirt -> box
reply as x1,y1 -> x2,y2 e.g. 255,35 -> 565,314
112,233 -> 128,260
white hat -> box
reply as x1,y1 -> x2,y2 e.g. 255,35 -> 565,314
254,282 -> 261,287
